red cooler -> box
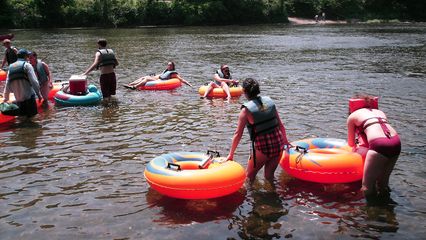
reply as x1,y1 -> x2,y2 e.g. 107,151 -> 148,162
69,75 -> 87,95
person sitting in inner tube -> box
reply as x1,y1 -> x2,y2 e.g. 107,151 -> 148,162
226,78 -> 290,182
201,64 -> 239,101
125,61 -> 192,89
347,94 -> 401,205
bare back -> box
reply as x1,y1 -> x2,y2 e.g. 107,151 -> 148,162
350,108 -> 398,141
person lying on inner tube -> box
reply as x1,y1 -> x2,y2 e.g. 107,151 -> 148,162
125,61 -> 192,89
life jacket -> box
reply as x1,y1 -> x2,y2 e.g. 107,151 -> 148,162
216,69 -> 232,79
215,69 -> 232,85
349,97 -> 379,114
5,47 -> 18,65
97,48 -> 117,68
243,96 -> 279,141
159,70 -> 178,80
34,60 -> 49,85
8,60 -> 28,82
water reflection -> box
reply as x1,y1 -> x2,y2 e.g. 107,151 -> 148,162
276,172 -> 399,238
9,120 -> 43,149
145,188 -> 246,225
230,180 -> 289,239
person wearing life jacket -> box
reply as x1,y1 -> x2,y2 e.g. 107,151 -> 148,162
83,39 -> 119,99
347,94 -> 401,205
125,61 -> 192,89
29,51 -> 52,106
226,78 -> 290,182
2,49 -> 42,117
201,64 -> 239,101
1,39 -> 18,69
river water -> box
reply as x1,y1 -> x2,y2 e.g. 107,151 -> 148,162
0,23 -> 425,239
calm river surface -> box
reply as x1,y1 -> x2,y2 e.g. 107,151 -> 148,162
1,23 -> 425,239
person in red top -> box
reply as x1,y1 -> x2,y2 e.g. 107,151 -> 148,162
227,78 -> 290,182
347,95 -> 401,204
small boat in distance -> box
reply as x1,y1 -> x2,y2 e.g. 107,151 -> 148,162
0,33 -> 14,41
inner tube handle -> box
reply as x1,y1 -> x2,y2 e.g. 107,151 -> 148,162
166,162 -> 181,171
206,150 -> 220,157
295,145 -> 308,154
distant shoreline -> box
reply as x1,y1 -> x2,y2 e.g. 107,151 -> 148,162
288,17 -> 347,25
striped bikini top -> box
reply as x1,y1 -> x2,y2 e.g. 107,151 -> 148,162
359,117 -> 391,138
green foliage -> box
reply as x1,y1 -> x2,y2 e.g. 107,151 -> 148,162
0,0 -> 14,27
0,0 -> 424,28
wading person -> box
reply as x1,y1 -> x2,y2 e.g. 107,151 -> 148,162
2,49 -> 42,117
347,95 -> 401,205
29,51 -> 52,106
83,39 -> 119,100
226,78 -> 290,182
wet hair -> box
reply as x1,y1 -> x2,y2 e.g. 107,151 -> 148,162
242,78 -> 260,100
220,64 -> 229,71
31,51 -> 37,58
97,39 -> 107,47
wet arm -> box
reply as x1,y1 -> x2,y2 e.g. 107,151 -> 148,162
347,115 -> 356,147
83,52 -> 100,75
2,73 -> 10,102
1,55 -> 6,69
214,74 -> 233,84
177,75 -> 192,87
227,108 -> 248,160
43,63 -> 52,87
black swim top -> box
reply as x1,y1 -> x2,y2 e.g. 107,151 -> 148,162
360,117 -> 391,138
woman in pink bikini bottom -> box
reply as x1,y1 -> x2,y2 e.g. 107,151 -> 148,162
347,95 -> 401,205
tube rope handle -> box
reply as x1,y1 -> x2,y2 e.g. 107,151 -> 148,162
294,145 -> 308,166
166,162 -> 181,171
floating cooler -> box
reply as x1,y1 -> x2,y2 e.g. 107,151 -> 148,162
69,75 -> 87,95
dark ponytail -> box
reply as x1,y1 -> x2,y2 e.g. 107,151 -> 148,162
242,78 -> 260,100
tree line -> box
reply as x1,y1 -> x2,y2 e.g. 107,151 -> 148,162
0,0 -> 424,29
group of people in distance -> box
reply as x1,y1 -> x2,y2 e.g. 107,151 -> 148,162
1,37 -> 401,206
